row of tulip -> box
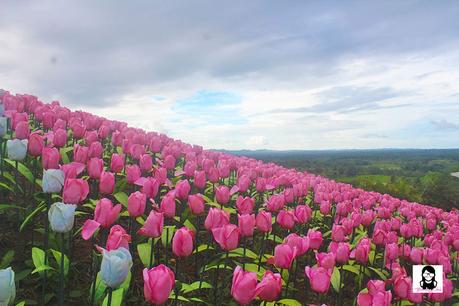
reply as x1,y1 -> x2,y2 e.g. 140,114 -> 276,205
0,89 -> 458,306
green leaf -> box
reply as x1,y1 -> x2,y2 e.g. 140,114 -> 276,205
32,247 -> 45,269
4,159 -> 38,186
20,202 -> 46,232
277,299 -> 303,306
342,264 -> 361,275
60,146 -> 73,164
331,266 -> 341,293
51,249 -> 70,277
102,288 -> 124,306
193,243 -> 214,254
0,182 -> 13,192
161,225 -> 176,247
367,266 -> 388,280
137,240 -> 154,268
32,265 -> 55,274
0,250 -> 15,269
15,269 -> 31,281
168,292 -> 189,302
15,301 -> 26,306
113,192 -> 128,208
0,204 -> 26,211
183,218 -> 196,232
230,247 -> 258,259
181,281 -> 213,294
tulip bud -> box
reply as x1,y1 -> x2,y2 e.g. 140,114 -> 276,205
215,185 -> 230,205
236,196 -> 254,215
305,266 -> 332,293
110,153 -> 125,173
212,224 -> 240,251
277,209 -> 296,230
48,202 -> 77,233
138,211 -> 164,238
99,171 -> 115,195
256,270 -> 282,302
143,265 -> 175,305
238,214 -> 256,237
231,266 -> 257,305
100,247 -> 132,288
0,267 -> 16,305
188,194 -> 205,215
42,169 -> 65,193
172,227 -> 194,258
7,139 -> 28,161
205,208 -> 230,231
128,191 -> 147,218
274,244 -> 297,269
256,211 -> 272,233
106,225 -> 131,251
62,178 -> 89,204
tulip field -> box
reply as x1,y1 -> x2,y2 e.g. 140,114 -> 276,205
0,90 -> 459,306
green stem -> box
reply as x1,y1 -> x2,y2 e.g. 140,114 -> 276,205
107,287 -> 113,306
149,238 -> 155,268
174,259 -> 180,306
59,233 -> 65,306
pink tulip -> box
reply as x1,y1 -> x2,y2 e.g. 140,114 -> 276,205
236,196 -> 254,215
42,147 -> 60,170
205,208 -> 230,231
128,191 -> 147,217
73,144 -> 88,164
138,211 -> 164,238
294,205 -> 312,224
316,252 -> 336,269
160,192 -> 176,218
106,225 -> 131,251
305,266 -> 332,293
215,185 -> 230,205
212,224 -> 240,251
175,179 -> 191,201
331,224 -> 347,242
62,178 -> 89,204
188,194 -> 205,215
126,164 -> 141,184
143,265 -> 175,305
88,141 -> 103,158
274,243 -> 297,269
99,171 -> 115,194
307,229 -> 323,250
53,129 -> 67,147
15,121 -> 30,139
94,198 -> 121,228
277,209 -> 296,230
163,154 -> 176,169
110,153 -> 125,173
284,233 -> 309,256
231,266 -> 257,305
139,154 -> 153,172
409,247 -> 423,264
28,132 -> 44,157
87,157 -> 104,179
357,280 -> 392,306
393,275 -> 411,299
428,276 -> 453,302
353,239 -> 371,264
256,270 -> 282,302
328,242 -> 350,264
266,194 -> 285,212
256,211 -> 272,233
238,214 -> 256,237
193,170 -> 206,189
172,227 -> 194,257
320,201 -> 331,215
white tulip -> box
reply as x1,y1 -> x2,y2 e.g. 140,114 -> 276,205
6,139 -> 28,161
48,202 -> 77,233
43,169 -> 65,193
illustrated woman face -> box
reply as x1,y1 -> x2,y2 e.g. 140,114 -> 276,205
423,270 -> 434,281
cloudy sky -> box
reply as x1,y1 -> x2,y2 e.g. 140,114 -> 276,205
1,1 -> 459,150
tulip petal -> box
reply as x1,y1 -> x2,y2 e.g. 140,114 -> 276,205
82,219 -> 101,240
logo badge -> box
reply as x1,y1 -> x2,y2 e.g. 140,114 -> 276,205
412,265 -> 443,293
